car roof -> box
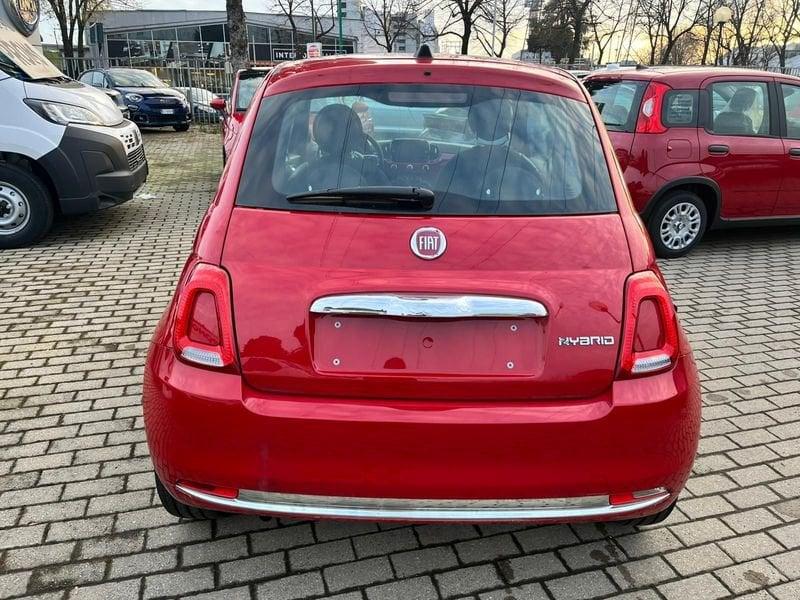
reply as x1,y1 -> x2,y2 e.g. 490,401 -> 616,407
263,54 -> 588,102
585,66 -> 800,87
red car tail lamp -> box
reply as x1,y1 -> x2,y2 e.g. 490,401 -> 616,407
173,263 -> 237,370
635,82 -> 670,134
618,270 -> 679,378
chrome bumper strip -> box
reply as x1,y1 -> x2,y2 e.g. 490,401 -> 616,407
175,485 -> 670,521
309,294 -> 548,319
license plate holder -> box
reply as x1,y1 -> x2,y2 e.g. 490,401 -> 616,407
312,314 -> 537,376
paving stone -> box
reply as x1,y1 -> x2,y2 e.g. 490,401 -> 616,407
289,539 -> 355,570
605,556 -> 677,590
544,570 -> 617,600
665,542 -> 734,576
391,545 -> 459,577
143,567 -> 214,599
325,557 -> 395,592
658,573 -> 730,600
256,572 -> 325,600
435,564 -> 503,598
219,553 -> 286,586
365,576 -> 438,600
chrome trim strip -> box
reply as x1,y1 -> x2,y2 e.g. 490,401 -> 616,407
175,485 -> 670,521
309,294 -> 548,319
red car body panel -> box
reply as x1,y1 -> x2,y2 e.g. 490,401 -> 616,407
585,67 -> 800,222
144,55 -> 700,522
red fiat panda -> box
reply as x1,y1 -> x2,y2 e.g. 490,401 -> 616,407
143,50 -> 701,525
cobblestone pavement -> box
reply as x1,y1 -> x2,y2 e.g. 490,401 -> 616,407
1,129 -> 799,600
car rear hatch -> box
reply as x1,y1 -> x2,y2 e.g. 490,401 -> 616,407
584,78 -> 648,170
222,209 -> 631,401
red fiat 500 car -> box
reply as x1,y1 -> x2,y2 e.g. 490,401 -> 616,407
212,67 -> 271,163
144,51 -> 701,524
584,67 -> 800,257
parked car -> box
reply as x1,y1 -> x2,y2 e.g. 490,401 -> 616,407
78,68 -> 192,131
584,67 -> 800,257
175,86 -> 222,124
211,67 -> 270,162
0,24 -> 147,248
144,49 -> 700,525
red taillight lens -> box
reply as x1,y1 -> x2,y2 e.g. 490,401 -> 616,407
618,271 -> 679,378
173,263 -> 236,370
636,82 -> 670,134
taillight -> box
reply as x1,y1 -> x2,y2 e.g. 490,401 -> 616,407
173,263 -> 237,370
635,82 -> 670,134
618,271 -> 679,378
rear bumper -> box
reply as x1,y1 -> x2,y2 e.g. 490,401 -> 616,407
143,344 -> 701,523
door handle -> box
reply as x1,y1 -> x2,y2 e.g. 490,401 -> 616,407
708,144 -> 730,155
789,148 -> 800,157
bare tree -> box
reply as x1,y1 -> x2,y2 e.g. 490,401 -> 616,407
727,0 -> 768,65
309,0 -> 337,41
435,0 -> 487,54
227,0 -> 249,71
362,0 -> 424,52
764,0 -> 800,69
269,0 -> 305,56
586,0 -> 629,65
637,0 -> 702,65
475,0 -> 528,57
43,0 -> 136,73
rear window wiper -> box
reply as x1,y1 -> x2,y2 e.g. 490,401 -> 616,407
286,186 -> 434,211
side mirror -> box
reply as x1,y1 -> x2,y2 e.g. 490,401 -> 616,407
210,97 -> 227,112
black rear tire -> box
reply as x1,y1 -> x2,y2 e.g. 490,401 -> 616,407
174,123 -> 191,132
647,190 -> 707,259
0,163 -> 54,249
618,499 -> 677,527
155,474 -> 219,519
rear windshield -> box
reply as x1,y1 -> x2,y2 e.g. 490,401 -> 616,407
584,79 -> 646,133
235,74 -> 267,111
236,84 -> 617,215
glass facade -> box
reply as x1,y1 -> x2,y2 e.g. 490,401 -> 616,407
103,22 -> 355,64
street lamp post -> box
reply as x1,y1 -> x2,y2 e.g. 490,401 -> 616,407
713,5 -> 732,66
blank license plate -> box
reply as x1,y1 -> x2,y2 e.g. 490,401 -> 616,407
312,314 -> 537,376
161,108 -> 175,114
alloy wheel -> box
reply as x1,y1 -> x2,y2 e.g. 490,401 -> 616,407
659,202 -> 702,251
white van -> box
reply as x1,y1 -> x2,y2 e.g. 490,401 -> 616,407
0,24 -> 147,248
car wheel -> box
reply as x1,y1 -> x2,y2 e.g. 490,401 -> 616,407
0,163 -> 54,249
618,499 -> 677,527
174,123 -> 191,132
648,191 -> 707,258
154,474 -> 219,519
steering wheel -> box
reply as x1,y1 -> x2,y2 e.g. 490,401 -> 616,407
360,134 -> 383,161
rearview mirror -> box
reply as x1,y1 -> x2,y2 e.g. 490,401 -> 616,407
210,97 -> 227,112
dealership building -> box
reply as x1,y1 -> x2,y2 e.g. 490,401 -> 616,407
86,9 -> 436,65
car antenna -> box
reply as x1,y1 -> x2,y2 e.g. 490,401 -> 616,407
415,44 -> 433,59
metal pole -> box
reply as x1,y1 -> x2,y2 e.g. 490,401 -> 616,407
338,0 -> 344,53
490,0 -> 497,57
716,22 -> 723,66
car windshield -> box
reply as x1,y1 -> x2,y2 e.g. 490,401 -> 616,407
236,74 -> 267,111
109,69 -> 163,88
237,83 -> 616,216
